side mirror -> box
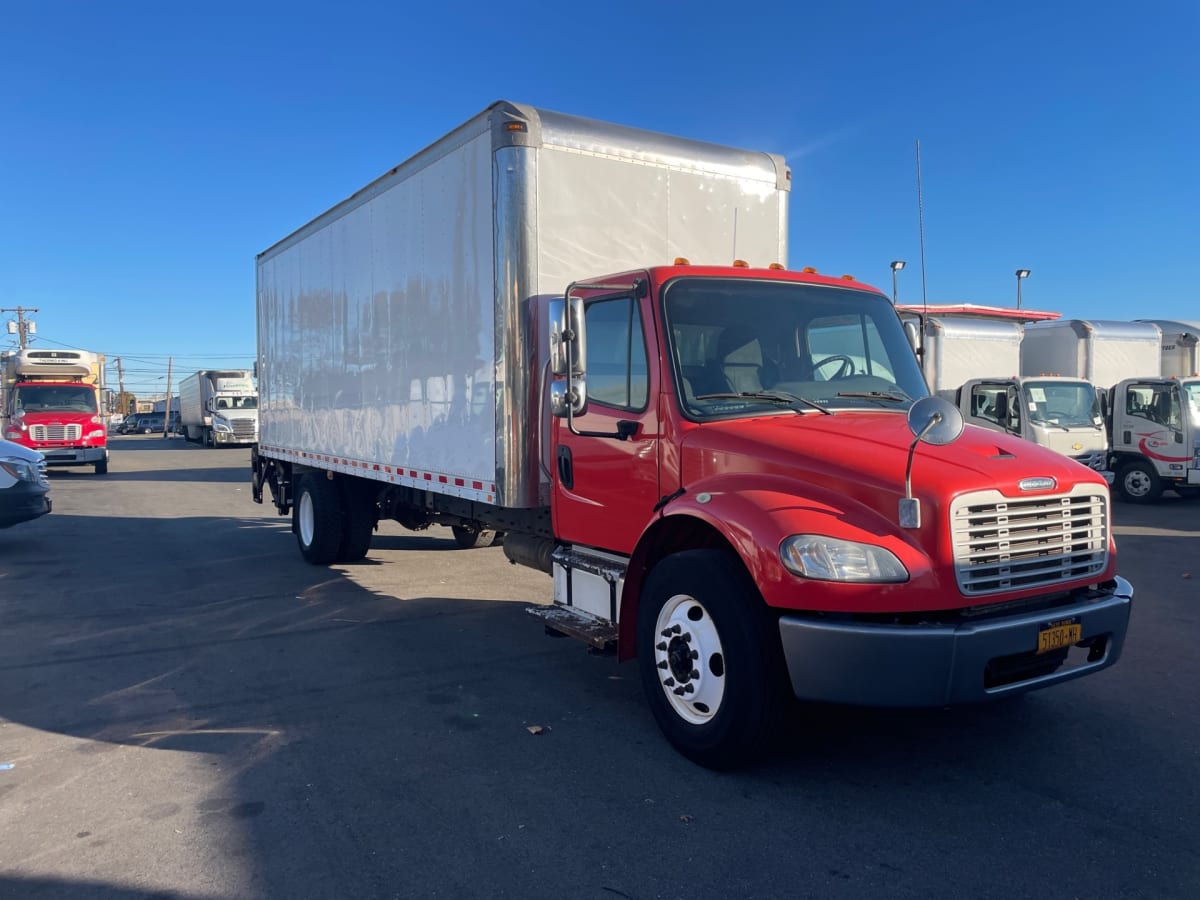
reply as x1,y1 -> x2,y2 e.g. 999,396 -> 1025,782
549,377 -> 588,418
900,396 -> 964,529
548,296 -> 587,376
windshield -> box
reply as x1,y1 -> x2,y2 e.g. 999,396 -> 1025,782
662,278 -> 927,419
13,384 -> 98,414
1024,381 -> 1102,428
1185,383 -> 1200,427
215,395 -> 257,410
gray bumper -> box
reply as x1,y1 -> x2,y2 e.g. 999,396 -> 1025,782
779,576 -> 1133,706
42,446 -> 107,465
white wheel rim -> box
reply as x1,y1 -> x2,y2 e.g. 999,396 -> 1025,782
651,593 -> 726,726
299,491 -> 315,546
1126,470 -> 1151,496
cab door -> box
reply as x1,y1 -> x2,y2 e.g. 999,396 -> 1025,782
552,291 -> 660,554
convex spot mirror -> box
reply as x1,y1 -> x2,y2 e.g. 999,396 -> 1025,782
906,395 -> 965,446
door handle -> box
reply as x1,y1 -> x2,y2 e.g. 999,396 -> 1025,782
556,446 -> 574,490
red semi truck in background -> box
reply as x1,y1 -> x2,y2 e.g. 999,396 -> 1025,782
251,102 -> 1133,767
1,348 -> 109,474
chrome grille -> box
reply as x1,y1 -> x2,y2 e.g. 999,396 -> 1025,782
950,486 -> 1108,595
230,417 -> 258,439
29,424 -> 82,442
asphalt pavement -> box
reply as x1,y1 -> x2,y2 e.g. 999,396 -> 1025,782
0,435 -> 1197,899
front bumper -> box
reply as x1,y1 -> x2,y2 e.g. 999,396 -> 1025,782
0,481 -> 52,529
214,432 -> 256,445
40,446 -> 107,466
778,576 -> 1133,706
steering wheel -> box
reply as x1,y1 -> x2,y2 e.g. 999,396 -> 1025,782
813,354 -> 856,380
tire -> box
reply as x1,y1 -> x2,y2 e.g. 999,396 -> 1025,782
1116,460 -> 1162,503
294,474 -> 344,564
336,481 -> 377,562
451,524 -> 497,549
94,458 -> 108,475
637,549 -> 786,770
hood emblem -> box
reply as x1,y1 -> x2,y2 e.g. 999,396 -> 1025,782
1019,476 -> 1057,492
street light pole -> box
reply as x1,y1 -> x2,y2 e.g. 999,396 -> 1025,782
890,260 -> 907,304
1015,269 -> 1031,309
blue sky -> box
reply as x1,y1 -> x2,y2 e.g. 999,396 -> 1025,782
1,1 -> 1196,398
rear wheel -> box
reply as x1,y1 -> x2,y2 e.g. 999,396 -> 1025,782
637,549 -> 786,770
337,481 -> 378,562
451,524 -> 497,549
294,474 -> 344,564
1117,460 -> 1162,503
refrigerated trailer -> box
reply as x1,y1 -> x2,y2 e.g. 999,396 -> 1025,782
252,101 -> 1132,767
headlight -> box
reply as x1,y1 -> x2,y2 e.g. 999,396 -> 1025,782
780,535 -> 908,583
0,456 -> 39,483
213,419 -> 232,433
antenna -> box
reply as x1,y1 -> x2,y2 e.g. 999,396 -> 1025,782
915,140 -> 928,315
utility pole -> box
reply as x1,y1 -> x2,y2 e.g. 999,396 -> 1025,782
115,357 -> 134,416
2,306 -> 39,348
163,356 -> 173,437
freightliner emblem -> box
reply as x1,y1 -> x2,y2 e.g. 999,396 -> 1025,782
1019,477 -> 1057,491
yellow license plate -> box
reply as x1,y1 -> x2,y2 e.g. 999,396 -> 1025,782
1037,621 -> 1082,654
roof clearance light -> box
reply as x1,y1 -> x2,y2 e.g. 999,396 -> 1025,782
673,257 -> 690,266
841,274 -> 855,280
732,259 -> 749,268
505,122 -> 528,133
801,266 -> 818,274
768,263 -> 785,270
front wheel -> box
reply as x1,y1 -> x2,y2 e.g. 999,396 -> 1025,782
94,458 -> 108,475
637,549 -> 785,770
294,474 -> 344,564
1117,460 -> 1162,503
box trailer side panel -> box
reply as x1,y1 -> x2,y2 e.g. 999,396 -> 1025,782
256,101 -> 789,509
920,317 -> 1022,397
1135,319 -> 1200,377
1022,320 -> 1162,386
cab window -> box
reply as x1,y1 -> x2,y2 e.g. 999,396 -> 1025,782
585,297 -> 648,411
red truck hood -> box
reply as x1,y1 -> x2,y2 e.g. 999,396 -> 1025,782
680,410 -> 1103,518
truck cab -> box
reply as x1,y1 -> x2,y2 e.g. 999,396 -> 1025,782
1106,376 -> 1200,501
1,349 -> 108,474
957,376 -> 1109,476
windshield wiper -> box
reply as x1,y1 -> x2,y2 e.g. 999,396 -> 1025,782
694,390 -> 833,415
836,390 -> 912,404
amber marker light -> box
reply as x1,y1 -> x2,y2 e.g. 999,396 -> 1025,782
801,266 -> 819,274
732,259 -> 749,268
768,263 -> 785,270
673,257 -> 691,266
505,122 -> 527,132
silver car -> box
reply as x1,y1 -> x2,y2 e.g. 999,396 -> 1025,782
0,438 -> 51,529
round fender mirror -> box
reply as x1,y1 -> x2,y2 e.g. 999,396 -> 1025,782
906,395 -> 964,446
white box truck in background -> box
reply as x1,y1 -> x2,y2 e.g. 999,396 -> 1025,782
1021,319 -> 1198,501
179,369 -> 259,447
903,314 -> 1108,474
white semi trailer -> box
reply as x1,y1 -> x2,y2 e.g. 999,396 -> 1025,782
179,369 -> 259,447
